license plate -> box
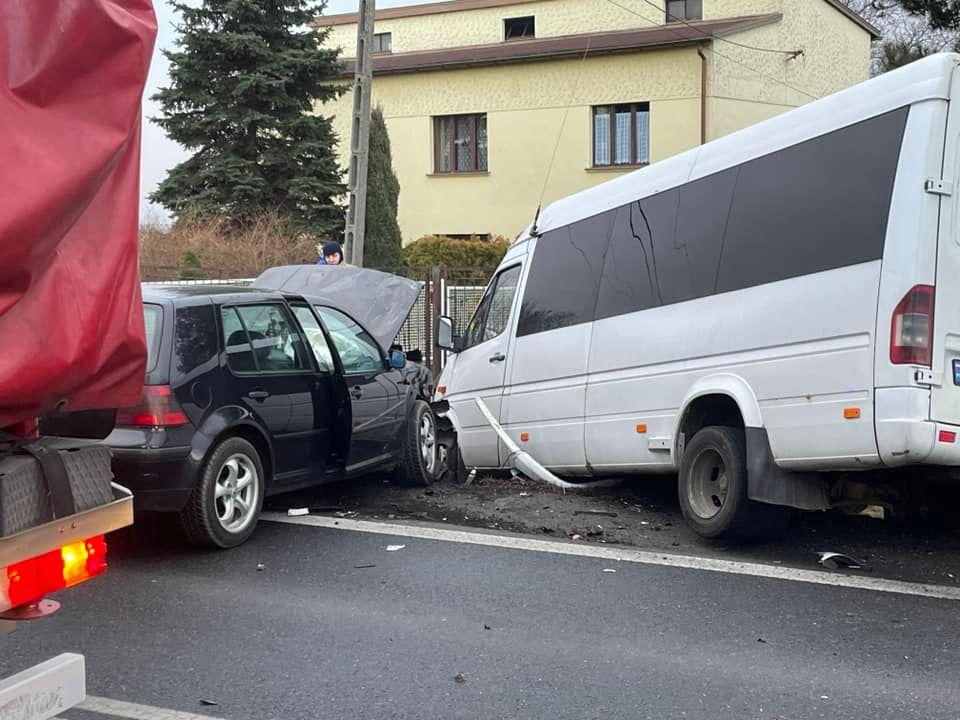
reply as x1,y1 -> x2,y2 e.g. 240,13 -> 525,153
954,359 -> 960,386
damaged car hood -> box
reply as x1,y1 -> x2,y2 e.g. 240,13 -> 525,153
253,265 -> 421,353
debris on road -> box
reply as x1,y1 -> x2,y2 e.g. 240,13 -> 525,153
199,699 -> 219,706
818,552 -> 869,570
603,568 -> 617,574
575,510 -> 618,518
483,624 -> 492,630
354,564 -> 376,569
386,544 -> 406,552
757,638 -> 767,644
454,673 -> 466,683
256,563 -> 265,572
570,534 -> 582,541
287,508 -> 309,517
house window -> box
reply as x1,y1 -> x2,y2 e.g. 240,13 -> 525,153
593,103 -> 650,167
666,0 -> 702,22
372,32 -> 392,54
435,114 -> 488,173
504,16 -> 535,40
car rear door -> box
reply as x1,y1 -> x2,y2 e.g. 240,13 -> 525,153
313,306 -> 394,472
219,303 -> 324,481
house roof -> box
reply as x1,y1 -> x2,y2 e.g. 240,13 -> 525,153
319,0 -> 881,39
338,14 -> 783,77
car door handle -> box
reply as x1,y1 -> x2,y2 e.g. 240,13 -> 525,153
248,390 -> 270,400
489,353 -> 506,363
350,386 -> 363,399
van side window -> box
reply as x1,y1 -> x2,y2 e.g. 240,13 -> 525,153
717,107 -> 907,293
483,265 -> 522,341
522,107 -> 909,335
462,265 -> 522,350
517,210 -> 615,337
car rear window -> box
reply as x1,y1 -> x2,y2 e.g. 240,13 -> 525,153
144,304 -> 163,372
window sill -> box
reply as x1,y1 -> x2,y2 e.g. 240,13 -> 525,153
586,164 -> 649,173
427,171 -> 491,177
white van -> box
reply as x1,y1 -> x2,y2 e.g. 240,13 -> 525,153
434,53 -> 960,539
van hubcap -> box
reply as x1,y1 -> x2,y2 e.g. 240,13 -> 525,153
687,448 -> 729,520
419,413 -> 437,475
214,454 -> 259,534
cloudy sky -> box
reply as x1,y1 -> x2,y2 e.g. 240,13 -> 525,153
141,0 -> 434,223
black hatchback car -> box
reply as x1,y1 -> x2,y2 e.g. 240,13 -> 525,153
108,266 -> 436,548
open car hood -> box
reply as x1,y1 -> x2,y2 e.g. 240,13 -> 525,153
253,265 -> 421,353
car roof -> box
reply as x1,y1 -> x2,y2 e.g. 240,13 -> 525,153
141,284 -> 287,303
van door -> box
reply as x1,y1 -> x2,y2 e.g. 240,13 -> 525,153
445,264 -> 523,468
931,69 -> 960,426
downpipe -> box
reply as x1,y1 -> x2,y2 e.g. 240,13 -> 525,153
474,398 -> 618,490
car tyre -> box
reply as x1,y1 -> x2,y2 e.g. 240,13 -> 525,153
395,400 -> 438,486
678,426 -> 788,540
180,436 -> 265,549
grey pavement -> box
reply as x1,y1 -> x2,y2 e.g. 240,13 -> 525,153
3,518 -> 960,720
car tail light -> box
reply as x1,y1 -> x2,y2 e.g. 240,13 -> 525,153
891,285 -> 935,366
4,536 -> 108,609
3,418 -> 39,440
115,385 -> 188,427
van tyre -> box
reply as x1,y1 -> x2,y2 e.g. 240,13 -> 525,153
395,400 -> 438,486
678,426 -> 788,540
180,437 -> 265,549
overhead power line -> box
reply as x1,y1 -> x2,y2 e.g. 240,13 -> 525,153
603,0 -> 819,101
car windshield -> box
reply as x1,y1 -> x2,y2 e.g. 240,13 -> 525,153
143,304 -> 162,372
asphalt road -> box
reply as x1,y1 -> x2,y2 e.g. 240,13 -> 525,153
3,516 -> 960,720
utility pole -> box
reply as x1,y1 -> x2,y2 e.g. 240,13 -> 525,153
343,0 -> 375,267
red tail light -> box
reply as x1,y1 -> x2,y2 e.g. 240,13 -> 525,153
3,419 -> 39,440
115,385 -> 188,427
891,285 -> 935,366
5,536 -> 108,608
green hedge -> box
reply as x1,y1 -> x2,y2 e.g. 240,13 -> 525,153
401,235 -> 510,269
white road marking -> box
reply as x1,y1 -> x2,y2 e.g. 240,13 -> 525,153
263,512 -> 960,602
62,695 -> 224,719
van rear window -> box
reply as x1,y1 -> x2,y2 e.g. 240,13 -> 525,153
144,304 -> 162,372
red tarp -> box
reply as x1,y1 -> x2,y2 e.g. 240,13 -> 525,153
0,0 -> 157,427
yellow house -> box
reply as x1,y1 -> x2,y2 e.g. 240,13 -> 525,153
318,0 -> 878,243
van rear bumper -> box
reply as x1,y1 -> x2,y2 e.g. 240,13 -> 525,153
876,387 -> 960,466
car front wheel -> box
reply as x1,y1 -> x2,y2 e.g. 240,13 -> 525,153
395,400 -> 438,486
180,436 -> 265,548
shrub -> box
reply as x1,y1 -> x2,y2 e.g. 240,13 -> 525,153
401,235 -> 510,270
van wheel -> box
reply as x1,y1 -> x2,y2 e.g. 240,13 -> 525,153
180,437 -> 265,549
678,426 -> 787,539
395,400 -> 437,486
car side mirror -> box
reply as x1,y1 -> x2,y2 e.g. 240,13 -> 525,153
390,349 -> 406,369
436,315 -> 458,352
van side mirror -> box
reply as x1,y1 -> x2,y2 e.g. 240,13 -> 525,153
390,349 -> 406,369
436,315 -> 458,352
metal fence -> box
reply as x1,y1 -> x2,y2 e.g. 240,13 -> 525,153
141,265 -> 497,374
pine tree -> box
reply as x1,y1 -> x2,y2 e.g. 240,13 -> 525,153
362,106 -> 404,268
151,0 -> 345,238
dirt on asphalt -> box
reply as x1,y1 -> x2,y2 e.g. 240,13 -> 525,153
265,472 -> 960,588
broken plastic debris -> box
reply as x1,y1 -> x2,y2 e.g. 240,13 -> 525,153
818,552 -> 869,570
287,508 -> 309,517
519,492 -> 530,497
483,624 -> 492,630
386,544 -> 406,552
199,700 -> 219,707
256,563 -> 265,572
602,568 -> 617,574
454,673 -> 466,683
355,564 -> 376,569
570,534 -> 582,541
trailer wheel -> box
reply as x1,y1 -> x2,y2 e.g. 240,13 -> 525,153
678,426 -> 787,539
180,437 -> 265,548
395,400 -> 438,486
